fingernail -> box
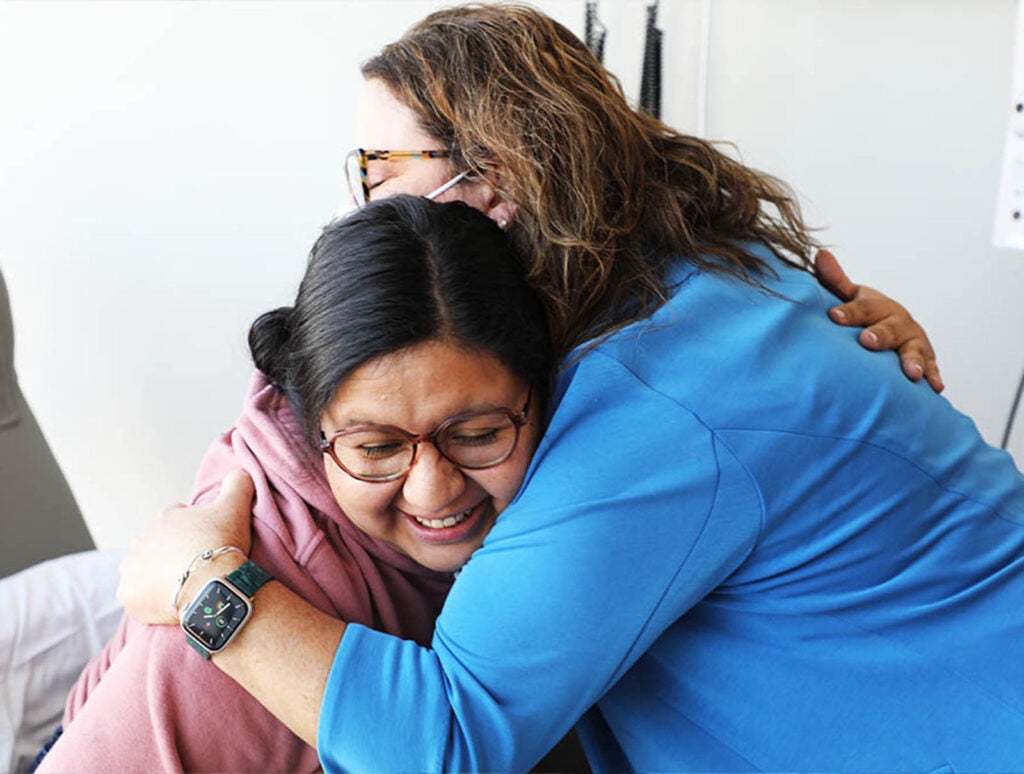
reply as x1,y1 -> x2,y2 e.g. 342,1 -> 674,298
862,330 -> 879,346
829,308 -> 847,322
909,362 -> 924,378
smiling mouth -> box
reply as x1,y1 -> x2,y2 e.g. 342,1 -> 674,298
412,506 -> 474,530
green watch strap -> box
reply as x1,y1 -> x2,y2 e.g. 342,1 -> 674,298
186,634 -> 212,660
226,559 -> 274,598
181,560 -> 273,661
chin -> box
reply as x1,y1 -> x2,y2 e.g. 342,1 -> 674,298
417,545 -> 482,574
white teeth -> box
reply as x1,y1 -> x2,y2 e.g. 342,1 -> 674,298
414,507 -> 473,530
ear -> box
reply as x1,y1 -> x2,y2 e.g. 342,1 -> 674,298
488,198 -> 518,231
472,176 -> 519,230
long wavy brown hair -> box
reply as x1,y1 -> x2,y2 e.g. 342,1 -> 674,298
363,3 -> 818,358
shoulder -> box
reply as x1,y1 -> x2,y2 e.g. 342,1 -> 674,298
576,248 -> 887,436
515,347 -> 764,555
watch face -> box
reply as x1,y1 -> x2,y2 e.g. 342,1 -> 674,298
181,579 -> 251,652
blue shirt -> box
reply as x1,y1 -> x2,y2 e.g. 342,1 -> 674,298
318,245 -> 1024,772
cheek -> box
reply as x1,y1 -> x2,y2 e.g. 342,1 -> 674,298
481,442 -> 537,509
323,461 -> 395,526
385,165 -> 457,200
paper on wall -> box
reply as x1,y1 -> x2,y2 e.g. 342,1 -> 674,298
994,0 -> 1024,250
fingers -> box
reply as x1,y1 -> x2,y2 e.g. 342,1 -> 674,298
897,346 -> 944,393
814,249 -> 858,301
837,299 -> 945,394
116,470 -> 256,624
922,357 -> 945,394
828,293 -> 890,330
865,329 -> 944,394
209,469 -> 256,550
217,468 -> 255,507
819,253 -> 946,394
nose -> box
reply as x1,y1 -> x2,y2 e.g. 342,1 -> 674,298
400,443 -> 466,514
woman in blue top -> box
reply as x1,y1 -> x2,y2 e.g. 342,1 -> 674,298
116,5 -> 1023,772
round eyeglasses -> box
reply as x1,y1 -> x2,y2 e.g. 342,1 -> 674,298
344,148 -> 469,207
320,389 -> 532,483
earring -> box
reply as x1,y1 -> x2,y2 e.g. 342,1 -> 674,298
499,219 -> 509,230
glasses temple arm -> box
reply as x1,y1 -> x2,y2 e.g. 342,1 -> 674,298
425,170 -> 470,201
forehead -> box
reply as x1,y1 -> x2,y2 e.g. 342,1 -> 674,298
324,340 -> 524,429
355,78 -> 439,150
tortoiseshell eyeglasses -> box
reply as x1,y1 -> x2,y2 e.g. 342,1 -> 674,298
344,148 -> 469,207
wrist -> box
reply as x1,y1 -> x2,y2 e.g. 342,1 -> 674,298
172,546 -> 249,620
178,557 -> 275,660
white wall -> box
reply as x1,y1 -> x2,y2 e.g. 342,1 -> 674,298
1,0 -> 1021,550
704,0 -> 1024,451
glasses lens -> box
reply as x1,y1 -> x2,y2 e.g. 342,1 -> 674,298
438,413 -> 519,469
332,429 -> 413,481
344,152 -> 367,207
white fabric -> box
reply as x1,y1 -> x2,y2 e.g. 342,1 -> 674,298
0,550 -> 123,774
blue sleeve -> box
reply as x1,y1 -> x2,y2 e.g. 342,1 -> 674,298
317,351 -> 762,772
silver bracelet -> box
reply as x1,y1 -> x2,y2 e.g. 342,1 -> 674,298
171,545 -> 247,613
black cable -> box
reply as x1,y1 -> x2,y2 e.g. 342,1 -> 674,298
640,1 -> 662,119
585,1 -> 607,63
1001,364 -> 1024,450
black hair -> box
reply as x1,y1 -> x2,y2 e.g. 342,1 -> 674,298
249,195 -> 553,445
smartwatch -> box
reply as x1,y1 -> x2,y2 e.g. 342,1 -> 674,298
179,559 -> 274,660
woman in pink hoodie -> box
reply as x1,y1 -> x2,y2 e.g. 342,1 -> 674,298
38,196 -> 555,773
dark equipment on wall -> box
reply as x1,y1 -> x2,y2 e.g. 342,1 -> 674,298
640,1 -> 663,118
1002,366 -> 1024,450
585,0 -> 607,63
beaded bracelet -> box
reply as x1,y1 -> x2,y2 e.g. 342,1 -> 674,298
171,545 -> 247,612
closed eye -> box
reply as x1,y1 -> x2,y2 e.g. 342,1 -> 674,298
449,429 -> 501,447
358,441 -> 406,459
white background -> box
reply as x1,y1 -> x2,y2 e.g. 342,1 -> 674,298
1,0 -> 1021,549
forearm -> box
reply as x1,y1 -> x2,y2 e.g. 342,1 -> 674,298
180,556 -> 346,748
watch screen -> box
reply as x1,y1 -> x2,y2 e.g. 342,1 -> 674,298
182,579 -> 250,651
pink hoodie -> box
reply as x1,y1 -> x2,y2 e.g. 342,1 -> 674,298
40,372 -> 454,773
